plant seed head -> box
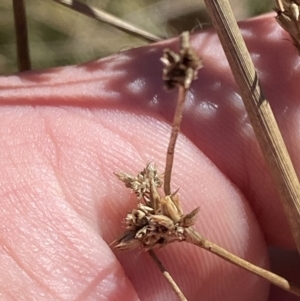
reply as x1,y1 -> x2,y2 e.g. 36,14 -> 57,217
114,164 -> 199,251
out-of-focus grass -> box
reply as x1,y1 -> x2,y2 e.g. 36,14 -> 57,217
1,0 -> 273,75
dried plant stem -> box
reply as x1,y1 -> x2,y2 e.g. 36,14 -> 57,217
164,86 -> 187,195
203,0 -> 300,253
52,0 -> 162,42
149,250 -> 188,301
186,228 -> 300,297
114,32 -> 201,300
12,0 -> 31,71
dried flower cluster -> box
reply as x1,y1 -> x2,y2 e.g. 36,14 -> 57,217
114,163 -> 199,250
275,0 -> 300,51
161,32 -> 202,89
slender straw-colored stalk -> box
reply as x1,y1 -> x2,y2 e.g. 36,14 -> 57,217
12,0 -> 31,71
163,31 -> 199,195
149,250 -> 188,301
164,85 -> 188,195
203,0 -> 300,254
186,228 -> 300,297
52,0 -> 162,42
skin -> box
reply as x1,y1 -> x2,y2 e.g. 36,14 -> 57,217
0,12 -> 299,301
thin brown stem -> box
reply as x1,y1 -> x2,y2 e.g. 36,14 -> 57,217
52,0 -> 162,42
148,250 -> 188,301
164,85 -> 187,195
12,0 -> 31,71
186,228 -> 300,297
203,0 -> 300,254
162,32 -> 201,195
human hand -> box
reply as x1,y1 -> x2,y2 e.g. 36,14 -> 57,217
0,13 -> 299,301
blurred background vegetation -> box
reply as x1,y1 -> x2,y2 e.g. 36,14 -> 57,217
1,0 -> 274,75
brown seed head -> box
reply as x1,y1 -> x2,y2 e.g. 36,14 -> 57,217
275,0 -> 300,52
114,163 -> 199,250
161,31 -> 202,89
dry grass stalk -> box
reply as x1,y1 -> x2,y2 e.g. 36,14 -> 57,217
275,0 -> 300,52
163,86 -> 187,195
12,0 -> 31,71
203,0 -> 300,254
52,0 -> 162,42
161,32 -> 202,195
149,250 -> 188,301
186,229 -> 300,296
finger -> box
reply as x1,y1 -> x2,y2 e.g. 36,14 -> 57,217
0,107 -> 140,300
0,106 -> 269,301
1,13 -> 297,248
